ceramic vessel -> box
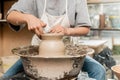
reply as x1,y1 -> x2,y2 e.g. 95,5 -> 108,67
39,33 -> 65,57
111,65 -> 120,80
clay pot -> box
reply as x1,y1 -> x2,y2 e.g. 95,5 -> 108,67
111,65 -> 120,80
39,33 -> 65,57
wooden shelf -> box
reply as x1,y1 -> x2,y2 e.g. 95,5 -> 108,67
87,0 -> 120,4
0,19 -> 7,23
5,0 -> 18,1
91,28 -> 120,31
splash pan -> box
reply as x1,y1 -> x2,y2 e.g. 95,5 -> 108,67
12,44 -> 91,80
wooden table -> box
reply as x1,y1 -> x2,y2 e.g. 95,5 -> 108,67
78,40 -> 107,54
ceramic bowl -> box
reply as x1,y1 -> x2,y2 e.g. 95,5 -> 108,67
111,64 -> 120,80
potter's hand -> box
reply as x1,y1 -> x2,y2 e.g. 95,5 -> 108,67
26,14 -> 46,36
49,25 -> 69,35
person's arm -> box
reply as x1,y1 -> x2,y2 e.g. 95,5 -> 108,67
49,25 -> 90,36
73,0 -> 91,35
66,27 -> 90,36
7,11 -> 46,36
50,0 -> 90,36
67,0 -> 91,36
7,11 -> 27,26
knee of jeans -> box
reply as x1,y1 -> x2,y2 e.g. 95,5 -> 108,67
95,65 -> 106,77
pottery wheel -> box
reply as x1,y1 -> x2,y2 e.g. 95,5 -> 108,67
12,44 -> 91,57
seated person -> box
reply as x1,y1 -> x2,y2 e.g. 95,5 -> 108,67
1,0 -> 106,80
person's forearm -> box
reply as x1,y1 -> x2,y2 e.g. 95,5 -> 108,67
67,27 -> 90,36
6,11 -> 27,25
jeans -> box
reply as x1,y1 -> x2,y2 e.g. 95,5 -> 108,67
3,59 -> 24,78
3,56 -> 106,80
82,56 -> 106,80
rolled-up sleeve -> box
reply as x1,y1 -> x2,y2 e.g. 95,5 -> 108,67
75,0 -> 91,27
7,0 -> 37,31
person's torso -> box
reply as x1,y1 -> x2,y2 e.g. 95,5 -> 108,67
31,0 -> 71,45
35,0 -> 76,26
41,0 -> 70,33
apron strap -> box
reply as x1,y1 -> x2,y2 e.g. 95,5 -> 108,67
66,0 -> 68,15
43,0 -> 47,14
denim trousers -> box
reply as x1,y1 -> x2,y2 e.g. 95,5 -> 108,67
3,56 -> 106,80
